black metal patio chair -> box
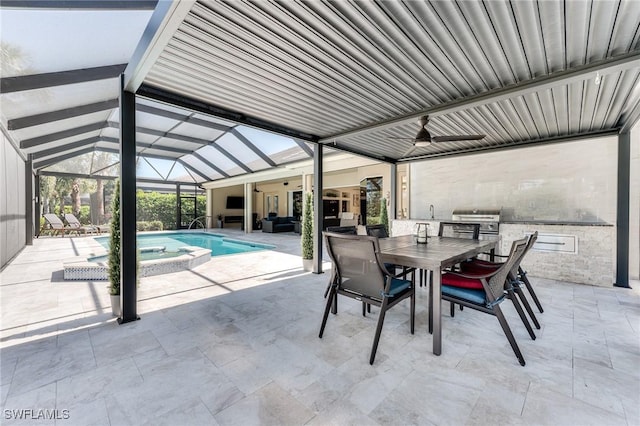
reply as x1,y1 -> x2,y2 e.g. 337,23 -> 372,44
421,222 -> 481,288
364,224 -> 414,280
434,237 -> 529,365
364,223 -> 389,238
461,231 -> 543,326
326,225 -> 357,234
320,232 -> 415,365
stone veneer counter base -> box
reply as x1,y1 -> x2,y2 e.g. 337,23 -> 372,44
391,219 -> 615,287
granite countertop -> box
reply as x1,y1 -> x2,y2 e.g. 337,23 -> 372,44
500,220 -> 613,226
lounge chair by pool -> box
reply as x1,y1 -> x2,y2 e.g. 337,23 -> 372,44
41,214 -> 78,237
64,214 -> 100,235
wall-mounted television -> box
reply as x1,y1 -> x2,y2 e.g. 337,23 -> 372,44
226,196 -> 244,209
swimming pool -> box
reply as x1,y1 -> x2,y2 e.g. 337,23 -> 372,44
93,231 -> 273,260
63,231 -> 274,281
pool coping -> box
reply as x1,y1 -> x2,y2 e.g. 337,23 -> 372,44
63,246 -> 212,281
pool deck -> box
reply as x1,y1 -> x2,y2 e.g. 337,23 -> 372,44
1,229 -> 639,425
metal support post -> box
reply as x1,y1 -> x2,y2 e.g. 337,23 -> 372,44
176,183 -> 181,229
313,145 -> 323,274
389,163 -> 397,223
615,131 -> 631,288
34,172 -> 41,238
25,154 -> 33,245
244,182 -> 253,233
119,74 -> 139,323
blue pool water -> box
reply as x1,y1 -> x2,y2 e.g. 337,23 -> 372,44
92,231 -> 273,262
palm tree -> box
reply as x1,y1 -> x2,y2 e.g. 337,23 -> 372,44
54,177 -> 73,216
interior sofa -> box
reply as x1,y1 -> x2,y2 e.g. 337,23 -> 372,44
262,216 -> 295,233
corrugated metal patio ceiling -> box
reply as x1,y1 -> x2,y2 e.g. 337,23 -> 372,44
143,0 -> 640,163
2,0 -> 640,183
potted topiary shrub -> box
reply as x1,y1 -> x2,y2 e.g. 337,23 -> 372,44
301,192 -> 314,271
107,181 -> 121,316
380,197 -> 389,236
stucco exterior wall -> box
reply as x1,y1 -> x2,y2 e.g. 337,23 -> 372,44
410,136 -> 618,224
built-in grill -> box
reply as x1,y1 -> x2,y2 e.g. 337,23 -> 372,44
451,208 -> 501,240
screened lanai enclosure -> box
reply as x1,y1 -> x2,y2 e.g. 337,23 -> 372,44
2,0 -> 640,321
1,1 -> 329,248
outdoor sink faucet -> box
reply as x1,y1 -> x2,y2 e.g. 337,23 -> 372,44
429,204 -> 434,219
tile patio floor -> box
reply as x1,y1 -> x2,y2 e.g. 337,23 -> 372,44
1,230 -> 639,425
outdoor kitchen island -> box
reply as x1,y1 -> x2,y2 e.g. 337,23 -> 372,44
391,219 -> 615,287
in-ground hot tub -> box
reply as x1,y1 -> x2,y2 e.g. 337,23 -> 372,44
63,231 -> 274,280
63,246 -> 212,280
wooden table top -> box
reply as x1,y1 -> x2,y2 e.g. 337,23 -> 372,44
378,235 -> 497,270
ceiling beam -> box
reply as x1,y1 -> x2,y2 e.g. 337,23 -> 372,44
294,139 -> 314,157
136,126 -> 209,145
208,142 -> 253,174
136,102 -> 230,132
136,151 -> 182,162
398,129 -> 621,163
8,99 -> 118,130
191,131 -> 250,174
20,121 -> 106,149
1,64 -> 125,93
1,1 -> 157,9
124,1 -> 194,91
36,172 -> 206,189
136,178 -> 203,186
105,121 -> 214,145
33,146 -> 96,170
191,152 -> 230,178
38,170 -> 118,180
321,51 -> 640,143
137,84 -> 319,142
176,158 -> 210,182
136,90 -> 393,164
324,142 -> 396,164
620,72 -> 640,133
138,143 -> 192,155
621,101 -> 640,133
31,136 -> 100,159
230,128 -> 277,167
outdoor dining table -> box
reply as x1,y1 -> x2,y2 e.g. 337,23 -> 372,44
378,234 -> 498,356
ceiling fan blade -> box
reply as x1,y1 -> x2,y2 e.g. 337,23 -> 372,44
402,146 -> 418,157
432,134 -> 485,142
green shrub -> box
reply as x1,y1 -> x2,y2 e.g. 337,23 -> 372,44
301,192 -> 313,260
379,198 -> 389,235
136,191 -> 205,231
367,216 -> 381,225
108,182 -> 121,296
136,221 -> 163,231
56,205 -> 91,224
78,206 -> 91,224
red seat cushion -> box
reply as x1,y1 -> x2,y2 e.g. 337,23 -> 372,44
472,259 -> 501,267
461,259 -> 501,274
441,272 -> 484,290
